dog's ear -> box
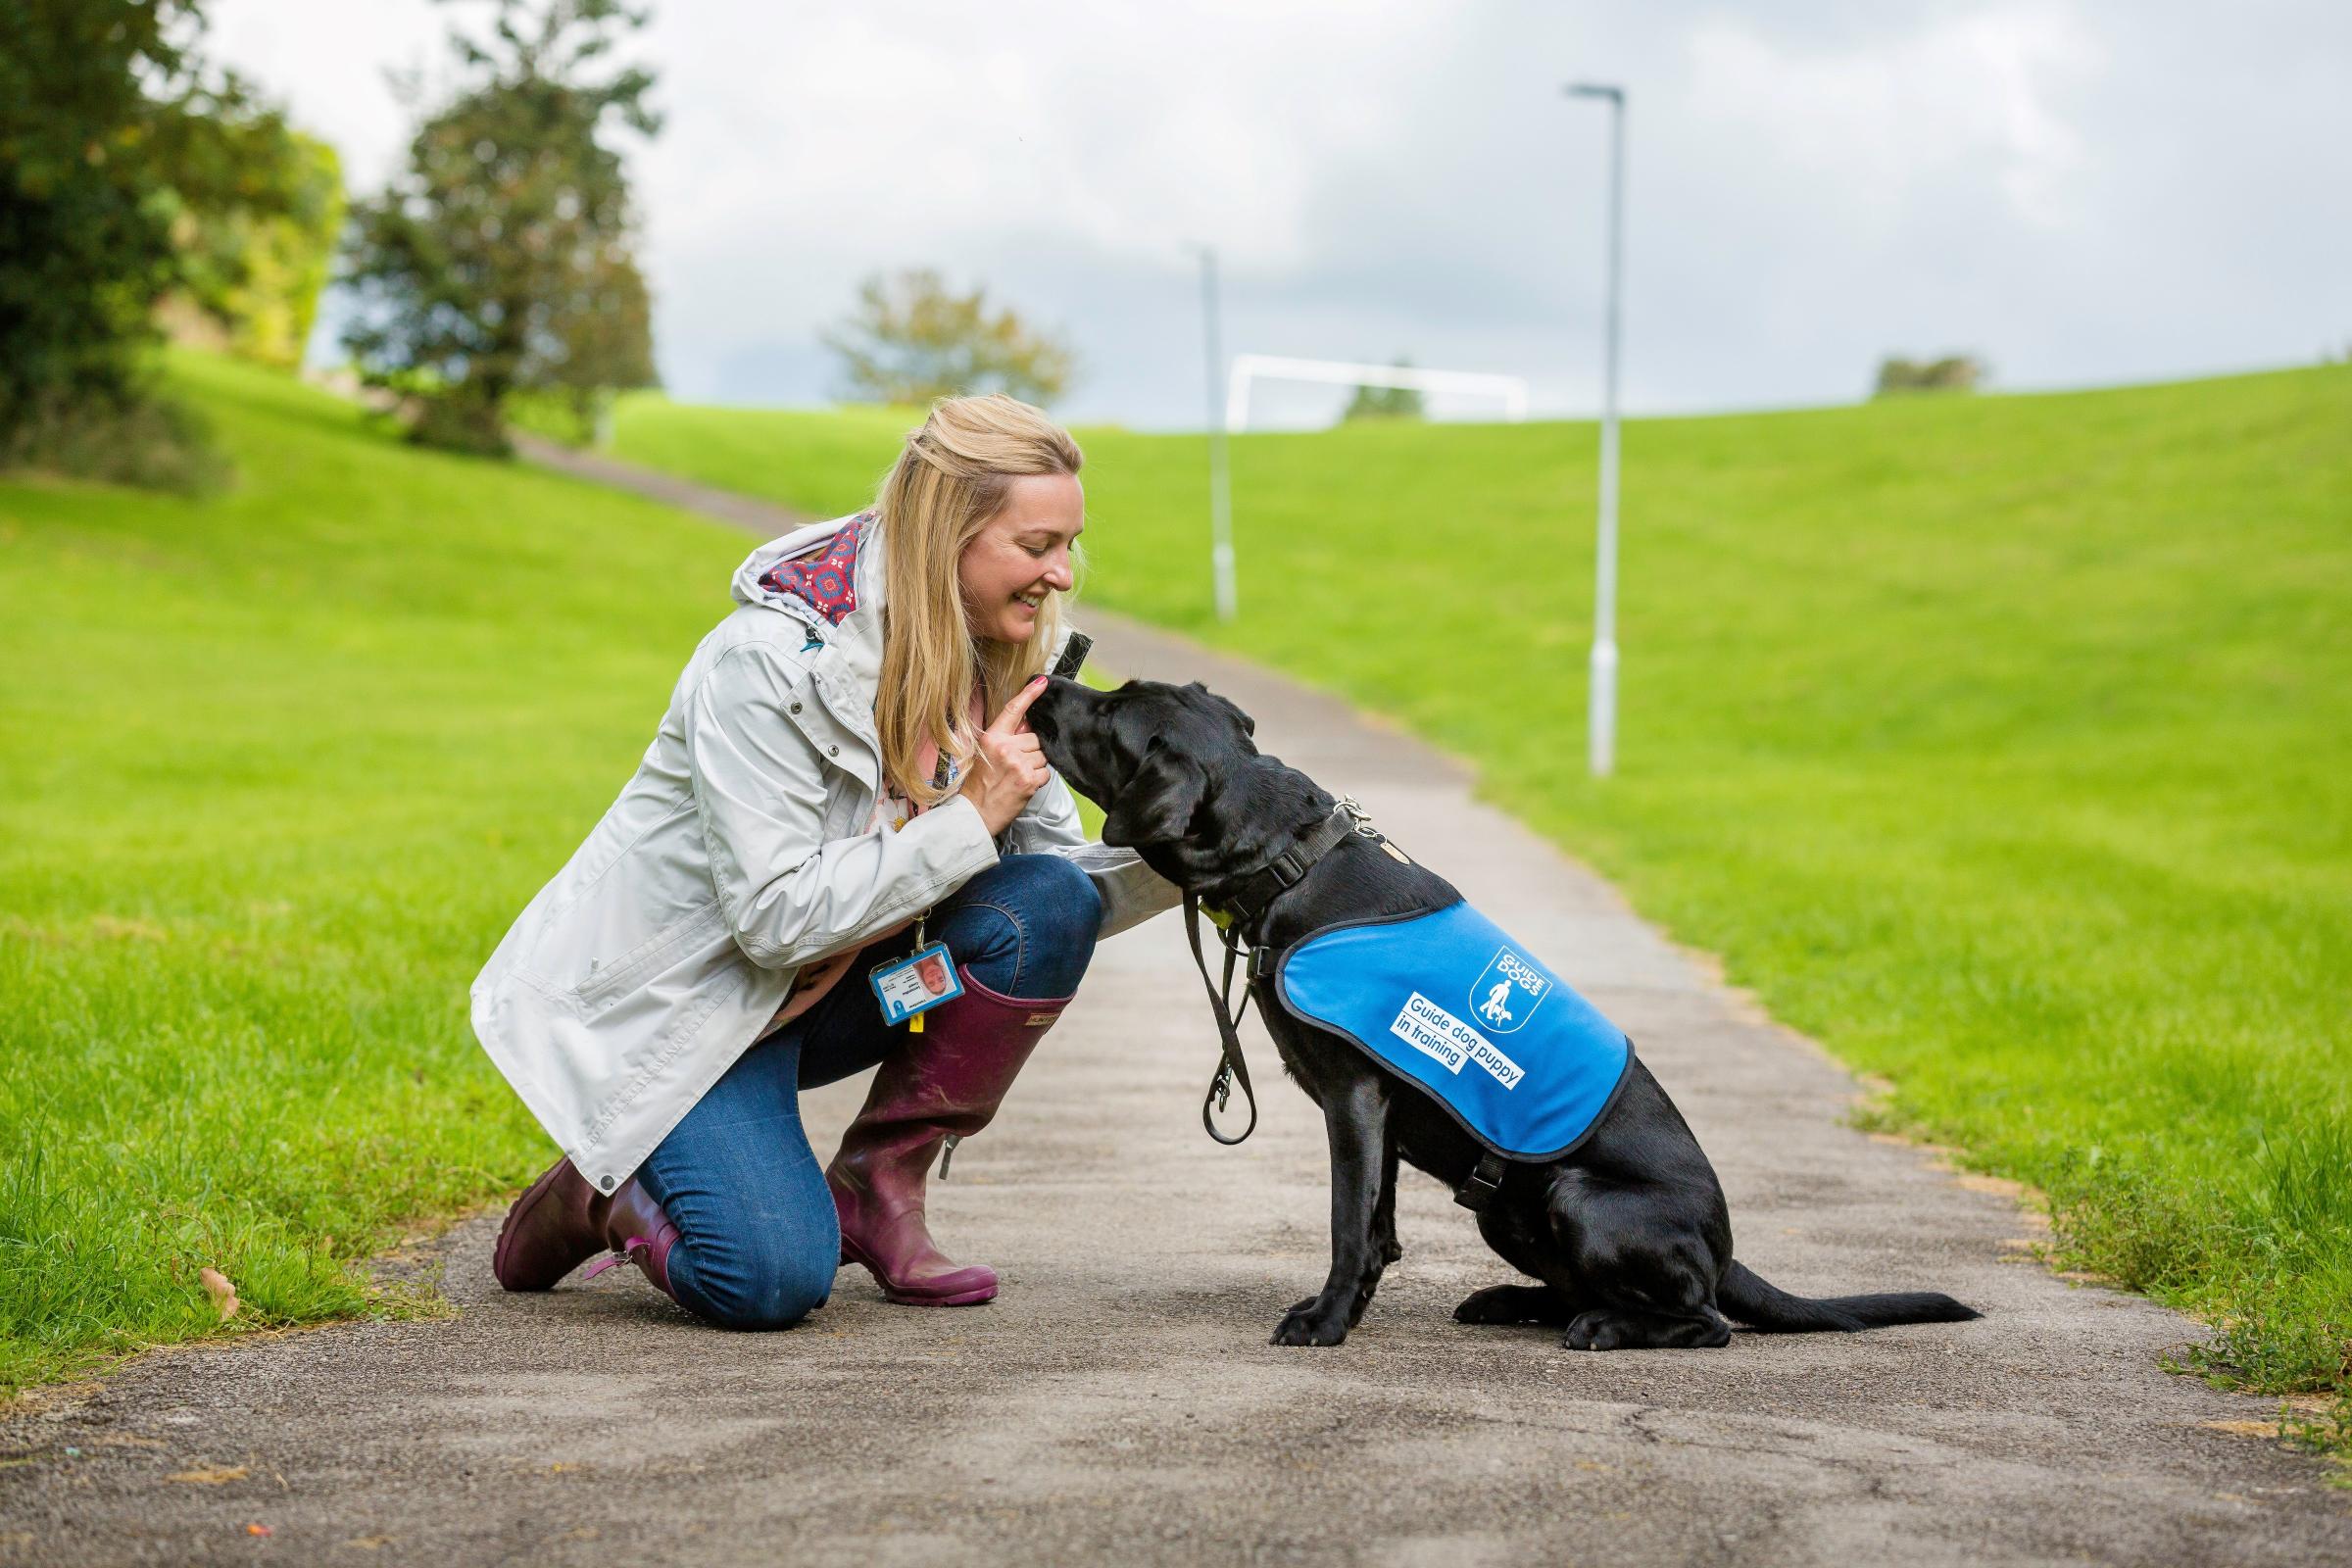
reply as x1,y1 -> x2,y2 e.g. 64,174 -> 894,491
1208,693 -> 1257,738
1102,738 -> 1208,847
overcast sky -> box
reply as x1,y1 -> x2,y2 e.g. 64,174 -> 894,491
209,0 -> 2352,429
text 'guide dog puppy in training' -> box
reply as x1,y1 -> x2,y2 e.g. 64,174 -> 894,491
1027,675 -> 1980,1350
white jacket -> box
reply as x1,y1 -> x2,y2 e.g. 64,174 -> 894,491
470,514 -> 1178,1194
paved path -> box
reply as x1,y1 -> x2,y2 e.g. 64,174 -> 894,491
6,449 -> 2343,1566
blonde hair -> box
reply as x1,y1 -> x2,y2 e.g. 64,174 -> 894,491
875,393 -> 1084,806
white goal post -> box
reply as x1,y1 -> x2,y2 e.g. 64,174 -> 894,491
1224,353 -> 1531,430
1200,354 -> 1531,620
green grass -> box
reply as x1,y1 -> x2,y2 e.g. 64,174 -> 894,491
0,355 -> 754,1392
7,359 -> 2347,1459
584,372 -> 2352,1424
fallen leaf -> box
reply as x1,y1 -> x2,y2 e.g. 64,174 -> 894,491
168,1466 -> 249,1485
199,1269 -> 239,1323
247,1523 -> 271,1537
2201,1420 -> 2280,1439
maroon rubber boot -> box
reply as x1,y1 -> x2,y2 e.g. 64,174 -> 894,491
494,1157 -> 680,1300
582,1178 -> 682,1301
493,1156 -> 605,1292
827,969 -> 1073,1306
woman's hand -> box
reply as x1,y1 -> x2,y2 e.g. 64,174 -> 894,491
958,675 -> 1053,835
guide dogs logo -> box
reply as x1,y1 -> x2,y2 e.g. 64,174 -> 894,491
1469,947 -> 1549,1035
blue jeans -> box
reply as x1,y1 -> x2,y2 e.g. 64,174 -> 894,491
633,854 -> 1101,1329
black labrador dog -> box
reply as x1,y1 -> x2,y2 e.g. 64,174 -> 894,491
1028,675 -> 1979,1350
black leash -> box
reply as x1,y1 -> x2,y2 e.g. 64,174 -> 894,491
1173,799 -> 1519,1213
1178,799 -> 1376,1147
1184,891 -> 1259,1145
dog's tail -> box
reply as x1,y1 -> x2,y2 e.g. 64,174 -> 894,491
1717,1259 -> 1979,1334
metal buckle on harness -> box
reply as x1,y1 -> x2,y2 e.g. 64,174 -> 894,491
1209,1060 -> 1234,1113
1453,1153 -> 1507,1212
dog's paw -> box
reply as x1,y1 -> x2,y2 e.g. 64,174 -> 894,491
1561,1310 -> 1625,1351
1271,1305 -> 1349,1348
1378,1235 -> 1403,1266
1453,1285 -> 1556,1326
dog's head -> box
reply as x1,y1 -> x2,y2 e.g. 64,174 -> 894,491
1031,676 -> 1311,886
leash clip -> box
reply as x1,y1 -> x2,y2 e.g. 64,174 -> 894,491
1202,1058 -> 1255,1145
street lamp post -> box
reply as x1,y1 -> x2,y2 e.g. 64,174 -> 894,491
1196,245 -> 1238,621
1567,81 -> 1625,777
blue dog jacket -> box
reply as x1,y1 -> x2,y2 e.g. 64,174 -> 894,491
1272,900 -> 1633,1161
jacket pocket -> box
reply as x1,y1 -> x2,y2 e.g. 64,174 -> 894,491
571,898 -> 725,1015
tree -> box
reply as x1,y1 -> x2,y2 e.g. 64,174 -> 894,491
166,131 -> 345,370
1874,354 -> 1986,397
824,270 -> 1075,407
340,0 -> 661,455
0,0 -> 311,484
1343,359 -> 1426,421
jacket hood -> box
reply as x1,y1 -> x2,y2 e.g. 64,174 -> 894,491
731,513 -> 882,628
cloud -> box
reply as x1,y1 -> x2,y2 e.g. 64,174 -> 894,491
208,0 -> 2352,426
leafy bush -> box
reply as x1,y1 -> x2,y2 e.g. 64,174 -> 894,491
0,0 -> 311,483
1875,354 -> 1986,396
168,130 -> 345,370
1343,360 -> 1426,421
0,385 -> 228,494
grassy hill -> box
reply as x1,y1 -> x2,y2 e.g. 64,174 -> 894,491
578,369 -> 2352,1428
5,357 -> 2345,1455
0,356 -> 753,1390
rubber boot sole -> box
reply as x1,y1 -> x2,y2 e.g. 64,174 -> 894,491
840,1233 -> 999,1306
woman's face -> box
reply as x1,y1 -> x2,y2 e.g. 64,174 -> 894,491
958,471 -> 1084,644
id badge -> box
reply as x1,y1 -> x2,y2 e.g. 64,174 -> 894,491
869,941 -> 963,1026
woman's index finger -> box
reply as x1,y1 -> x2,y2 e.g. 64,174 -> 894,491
990,673 -> 1050,733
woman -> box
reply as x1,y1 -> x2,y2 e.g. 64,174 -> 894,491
473,394 -> 1175,1328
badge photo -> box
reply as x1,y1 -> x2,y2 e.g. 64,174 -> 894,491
870,941 -> 964,1026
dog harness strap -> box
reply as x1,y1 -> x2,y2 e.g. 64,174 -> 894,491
1185,892 -> 1259,1146
1212,803 -> 1361,926
1453,1152 -> 1508,1212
